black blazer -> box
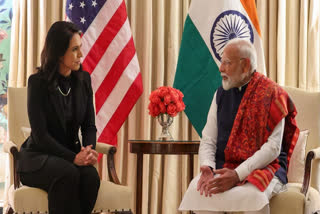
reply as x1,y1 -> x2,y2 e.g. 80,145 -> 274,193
18,70 -> 97,173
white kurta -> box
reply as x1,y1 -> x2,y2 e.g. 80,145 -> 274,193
179,92 -> 286,212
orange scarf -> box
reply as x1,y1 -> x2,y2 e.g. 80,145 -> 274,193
223,72 -> 299,191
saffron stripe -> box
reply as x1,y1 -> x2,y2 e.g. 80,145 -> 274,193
82,0 -> 127,74
267,165 -> 277,173
252,173 -> 267,189
256,170 -> 270,184
95,37 -> 136,113
98,73 -> 143,143
252,170 -> 268,186
240,0 -> 262,36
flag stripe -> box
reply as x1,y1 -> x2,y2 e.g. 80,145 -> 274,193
82,0 -> 127,74
240,0 -> 261,36
81,0 -> 122,59
174,0 -> 265,135
188,0 -> 265,74
96,54 -> 140,135
91,19 -> 132,92
67,0 -> 143,145
173,15 -> 221,135
95,37 -> 136,113
98,73 -> 143,144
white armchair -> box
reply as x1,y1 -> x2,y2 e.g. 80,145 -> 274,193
3,87 -> 133,214
269,87 -> 320,214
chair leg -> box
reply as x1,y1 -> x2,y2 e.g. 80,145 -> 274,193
5,206 -> 14,214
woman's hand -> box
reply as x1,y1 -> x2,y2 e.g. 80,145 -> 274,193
73,145 -> 99,166
85,145 -> 99,165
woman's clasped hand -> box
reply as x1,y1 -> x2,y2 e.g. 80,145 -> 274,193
74,145 -> 99,166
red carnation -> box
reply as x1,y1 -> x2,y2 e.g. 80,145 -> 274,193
150,92 -> 161,104
148,103 -> 160,117
167,104 -> 177,117
148,86 -> 185,117
159,102 -> 166,114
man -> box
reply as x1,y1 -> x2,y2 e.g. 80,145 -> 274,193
179,38 -> 299,214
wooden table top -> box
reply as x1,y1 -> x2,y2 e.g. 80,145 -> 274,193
129,140 -> 200,144
129,140 -> 200,154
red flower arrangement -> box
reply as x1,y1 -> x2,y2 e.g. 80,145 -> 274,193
148,86 -> 185,117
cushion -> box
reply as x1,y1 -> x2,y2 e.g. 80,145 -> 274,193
270,183 -> 305,214
93,180 -> 133,212
8,181 -> 132,213
270,183 -> 320,214
8,185 -> 48,213
20,126 -> 31,139
287,130 -> 309,183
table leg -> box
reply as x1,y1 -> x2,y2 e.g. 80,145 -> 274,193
189,154 -> 194,214
136,153 -> 143,214
189,154 -> 194,184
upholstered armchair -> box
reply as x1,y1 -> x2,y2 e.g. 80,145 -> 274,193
269,87 -> 320,214
3,87 -> 133,214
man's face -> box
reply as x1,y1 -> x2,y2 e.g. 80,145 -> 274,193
219,45 -> 247,90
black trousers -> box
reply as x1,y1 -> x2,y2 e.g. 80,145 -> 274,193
20,156 -> 100,214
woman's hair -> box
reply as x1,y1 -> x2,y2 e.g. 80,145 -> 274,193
38,21 -> 81,82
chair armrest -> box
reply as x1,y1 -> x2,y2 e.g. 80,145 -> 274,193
3,140 -> 21,189
301,147 -> 320,195
96,142 -> 115,154
3,140 -> 17,154
21,126 -> 31,139
311,147 -> 320,159
96,142 -> 121,185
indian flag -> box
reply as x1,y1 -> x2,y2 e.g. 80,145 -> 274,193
173,0 -> 265,136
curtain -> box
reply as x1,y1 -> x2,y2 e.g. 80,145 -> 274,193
8,0 -> 66,87
257,0 -> 320,91
6,0 -> 320,213
121,1 -> 197,213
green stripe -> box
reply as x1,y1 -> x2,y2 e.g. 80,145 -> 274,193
173,15 -> 221,137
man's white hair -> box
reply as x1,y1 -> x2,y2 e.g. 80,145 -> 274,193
224,38 -> 257,73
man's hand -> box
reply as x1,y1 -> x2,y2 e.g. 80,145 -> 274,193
197,165 -> 214,196
206,168 -> 240,196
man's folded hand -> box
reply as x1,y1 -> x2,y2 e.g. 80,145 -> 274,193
197,165 -> 214,196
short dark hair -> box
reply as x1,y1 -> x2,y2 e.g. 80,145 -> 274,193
38,21 -> 81,81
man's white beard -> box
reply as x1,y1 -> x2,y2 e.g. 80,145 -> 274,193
221,72 -> 248,91
221,74 -> 237,90
222,78 -> 234,90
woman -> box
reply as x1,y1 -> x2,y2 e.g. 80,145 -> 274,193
18,21 -> 100,214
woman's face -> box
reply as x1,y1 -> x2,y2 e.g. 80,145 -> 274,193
59,33 -> 83,76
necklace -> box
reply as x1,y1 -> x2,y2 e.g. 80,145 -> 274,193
58,86 -> 71,96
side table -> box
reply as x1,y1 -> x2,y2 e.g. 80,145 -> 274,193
129,140 -> 200,214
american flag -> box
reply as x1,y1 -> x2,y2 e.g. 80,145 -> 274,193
66,0 -> 143,145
